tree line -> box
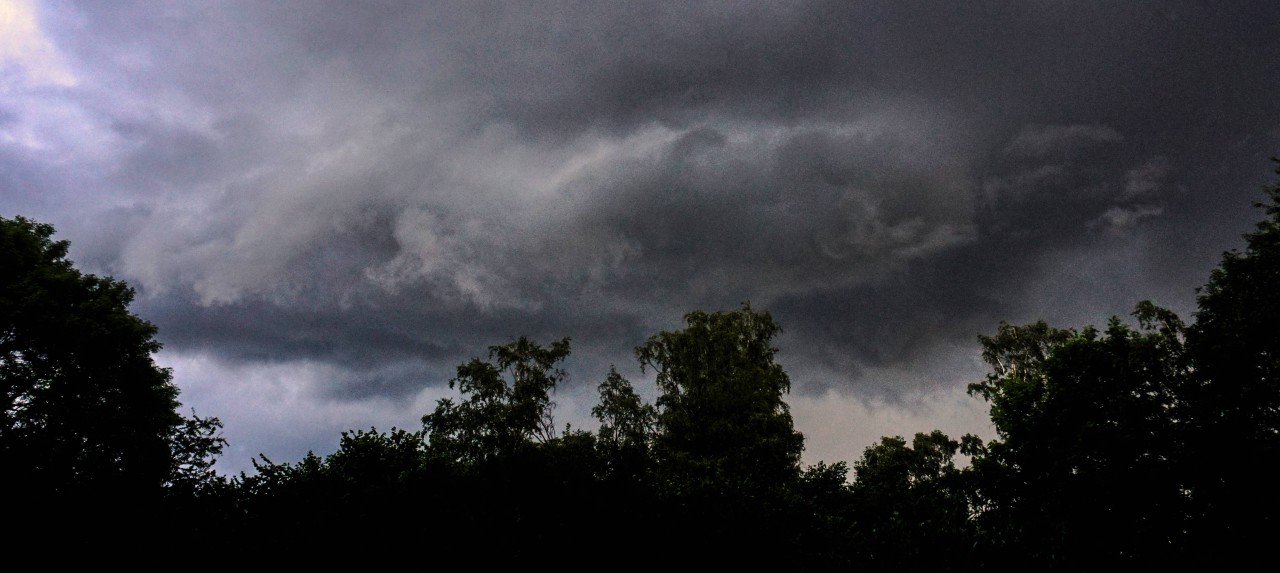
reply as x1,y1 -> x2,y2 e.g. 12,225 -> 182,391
3,162 -> 1279,567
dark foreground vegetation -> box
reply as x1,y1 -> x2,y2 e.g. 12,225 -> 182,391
4,162 -> 1280,568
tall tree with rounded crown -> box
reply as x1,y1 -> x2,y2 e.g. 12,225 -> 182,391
637,303 -> 804,493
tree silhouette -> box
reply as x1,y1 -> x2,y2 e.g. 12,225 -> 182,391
635,303 -> 806,566
638,303 -> 804,494
0,215 -> 224,518
1181,159 -> 1280,560
850,431 -> 974,570
422,336 -> 571,466
965,307 -> 1190,568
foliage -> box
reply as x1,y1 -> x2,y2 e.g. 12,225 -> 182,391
592,366 -> 656,480
637,302 -> 804,493
849,431 -> 974,570
951,161 -> 1280,568
422,336 -> 570,466
0,215 -> 224,512
788,460 -> 856,561
1180,159 -> 1280,556
966,306 -> 1191,567
165,411 -> 230,496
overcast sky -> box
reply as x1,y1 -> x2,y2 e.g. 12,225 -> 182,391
3,0 -> 1279,473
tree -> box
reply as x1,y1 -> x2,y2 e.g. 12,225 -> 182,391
418,337 -> 611,563
965,305 -> 1190,568
631,304 -> 808,566
1180,159 -> 1280,558
849,431 -> 974,571
232,427 -> 428,541
637,301 -> 803,491
0,215 -> 224,514
954,161 -> 1280,567
422,336 -> 571,466
636,303 -> 805,493
164,410 -> 230,498
592,366 -> 656,480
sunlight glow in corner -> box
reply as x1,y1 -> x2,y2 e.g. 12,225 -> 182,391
0,0 -> 77,87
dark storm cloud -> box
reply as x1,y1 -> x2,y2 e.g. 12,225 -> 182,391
564,121 -> 973,301
135,273 -> 658,400
67,3 -> 1280,353
5,0 -> 1280,468
772,130 -> 1184,396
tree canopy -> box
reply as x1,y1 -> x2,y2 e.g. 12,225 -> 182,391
965,308 -> 1191,567
1179,160 -> 1280,557
637,303 -> 805,493
0,215 -> 224,517
421,336 -> 571,466
959,160 -> 1280,567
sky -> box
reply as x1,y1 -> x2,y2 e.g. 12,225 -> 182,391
3,0 -> 1279,474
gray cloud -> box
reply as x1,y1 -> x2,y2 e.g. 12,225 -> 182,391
1004,125 -> 1123,158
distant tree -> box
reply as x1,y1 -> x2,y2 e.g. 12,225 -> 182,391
164,410 -> 230,498
635,303 -> 806,566
417,336 -> 613,563
0,215 -> 224,516
592,366 -> 656,481
637,303 -> 805,493
231,427 -> 428,542
235,451 -> 333,524
849,430 -> 975,571
784,461 -> 857,568
321,427 -> 428,505
422,336 -> 570,466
